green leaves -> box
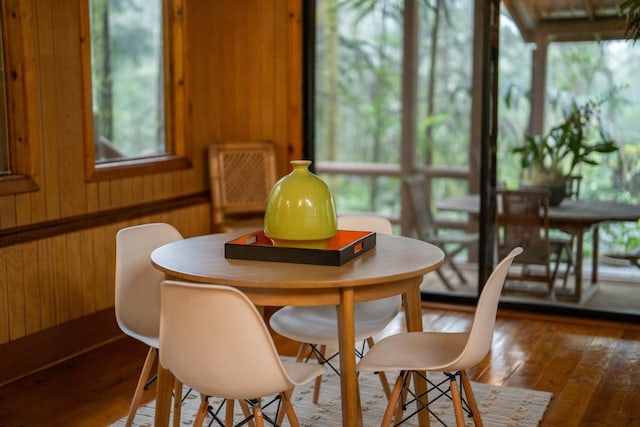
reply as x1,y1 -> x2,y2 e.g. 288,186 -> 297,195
512,92 -> 621,179
620,0 -> 640,43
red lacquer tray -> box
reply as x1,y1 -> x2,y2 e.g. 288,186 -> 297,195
224,230 -> 376,266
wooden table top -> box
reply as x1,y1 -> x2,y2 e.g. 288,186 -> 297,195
151,231 -> 445,290
438,194 -> 640,225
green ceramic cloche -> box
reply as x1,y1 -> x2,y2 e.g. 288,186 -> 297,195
264,160 -> 337,248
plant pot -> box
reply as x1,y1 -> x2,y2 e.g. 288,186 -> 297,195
548,185 -> 566,206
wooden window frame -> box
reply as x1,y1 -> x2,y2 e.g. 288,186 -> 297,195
0,0 -> 41,196
79,0 -> 191,181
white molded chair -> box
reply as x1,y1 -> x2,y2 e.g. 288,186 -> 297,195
269,215 -> 400,404
357,247 -> 523,427
159,280 -> 326,427
115,223 -> 184,426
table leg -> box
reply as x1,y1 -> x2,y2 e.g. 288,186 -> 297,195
404,283 -> 430,427
154,362 -> 174,427
592,225 -> 599,283
574,229 -> 584,302
337,287 -> 362,427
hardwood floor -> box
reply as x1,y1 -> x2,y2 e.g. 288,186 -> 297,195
0,304 -> 639,426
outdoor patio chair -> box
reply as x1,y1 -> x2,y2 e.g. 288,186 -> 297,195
497,189 -> 572,296
403,174 -> 479,290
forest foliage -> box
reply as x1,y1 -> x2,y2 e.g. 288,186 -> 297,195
314,0 -> 640,253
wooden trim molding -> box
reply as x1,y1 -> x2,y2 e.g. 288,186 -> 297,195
0,0 -> 43,196
0,192 -> 209,248
0,308 -> 122,387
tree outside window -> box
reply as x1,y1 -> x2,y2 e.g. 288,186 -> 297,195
89,0 -> 164,162
81,0 -> 189,180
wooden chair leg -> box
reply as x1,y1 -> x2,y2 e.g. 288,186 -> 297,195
312,344 -> 327,404
382,371 -> 407,427
281,391 -> 301,427
366,337 -> 392,399
172,379 -> 183,427
461,371 -> 483,426
239,400 -> 255,427
295,343 -> 310,362
252,405 -> 265,427
436,269 -> 455,290
393,371 -> 411,424
275,389 -> 292,426
449,376 -> 466,427
125,346 -> 156,427
225,399 -> 235,426
446,246 -> 469,284
193,394 -> 208,427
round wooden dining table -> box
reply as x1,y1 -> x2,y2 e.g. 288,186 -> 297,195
150,231 -> 444,427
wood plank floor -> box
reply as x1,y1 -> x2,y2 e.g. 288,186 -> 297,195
0,304 -> 639,426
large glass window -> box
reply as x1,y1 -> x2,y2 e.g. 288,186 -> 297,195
89,0 -> 165,162
313,0 -> 474,216
81,0 -> 188,180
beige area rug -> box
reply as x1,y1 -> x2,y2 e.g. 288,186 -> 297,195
112,369 -> 552,427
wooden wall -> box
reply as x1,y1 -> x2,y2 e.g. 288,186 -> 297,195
0,0 -> 302,381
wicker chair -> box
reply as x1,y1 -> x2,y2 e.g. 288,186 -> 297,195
497,189 -> 572,296
208,141 -> 278,232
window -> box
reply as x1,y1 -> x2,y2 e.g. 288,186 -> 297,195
311,1 -> 474,213
0,0 -> 40,196
80,0 -> 189,180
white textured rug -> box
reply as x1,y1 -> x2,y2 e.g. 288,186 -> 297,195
112,369 -> 552,427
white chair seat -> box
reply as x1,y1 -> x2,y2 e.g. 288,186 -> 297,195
281,361 -> 328,384
357,331 -> 470,372
270,298 -> 400,346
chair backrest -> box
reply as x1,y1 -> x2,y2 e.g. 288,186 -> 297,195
208,141 -> 278,230
337,214 -> 393,235
403,174 -> 437,240
160,280 -> 295,400
115,223 -> 184,344
497,189 -> 550,266
337,215 -> 400,323
566,175 -> 582,200
449,247 -> 523,371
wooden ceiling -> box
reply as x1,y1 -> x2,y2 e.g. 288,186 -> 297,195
503,0 -> 628,43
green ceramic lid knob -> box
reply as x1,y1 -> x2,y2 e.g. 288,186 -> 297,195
264,160 -> 337,247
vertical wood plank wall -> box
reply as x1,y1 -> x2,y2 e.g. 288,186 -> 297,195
0,0 -> 303,358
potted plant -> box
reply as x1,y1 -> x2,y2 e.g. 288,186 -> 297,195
512,92 -> 620,205
620,0 -> 640,42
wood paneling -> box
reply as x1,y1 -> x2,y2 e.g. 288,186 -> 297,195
0,0 -> 303,373
0,203 -> 210,347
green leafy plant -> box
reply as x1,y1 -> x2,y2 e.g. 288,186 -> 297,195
513,91 -> 620,187
620,0 -> 640,42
